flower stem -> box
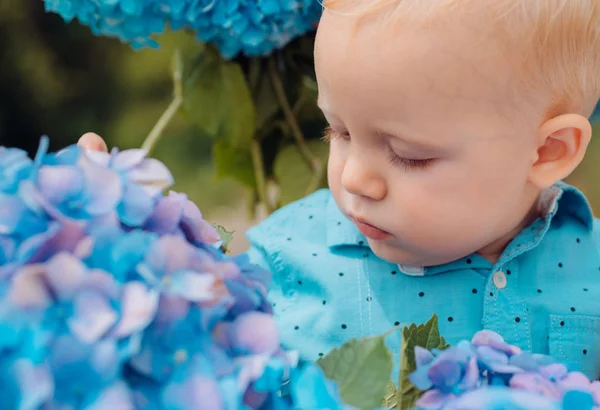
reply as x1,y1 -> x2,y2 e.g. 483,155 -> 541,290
250,138 -> 272,215
141,49 -> 184,154
268,56 -> 320,174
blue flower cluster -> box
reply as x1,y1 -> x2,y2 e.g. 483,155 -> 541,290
0,137 -> 350,409
410,330 -> 600,410
43,0 -> 323,58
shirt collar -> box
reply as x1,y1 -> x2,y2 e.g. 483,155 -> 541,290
326,182 -> 593,275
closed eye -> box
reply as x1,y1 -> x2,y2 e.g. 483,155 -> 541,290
386,147 -> 435,171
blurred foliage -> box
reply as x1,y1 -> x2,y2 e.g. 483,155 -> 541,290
1,0 -> 600,222
0,1 -> 245,216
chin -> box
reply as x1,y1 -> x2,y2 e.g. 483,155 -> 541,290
368,240 -> 421,265
368,240 -> 464,267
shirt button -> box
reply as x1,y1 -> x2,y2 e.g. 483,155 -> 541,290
493,271 -> 507,289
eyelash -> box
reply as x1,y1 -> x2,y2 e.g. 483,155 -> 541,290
322,127 -> 435,171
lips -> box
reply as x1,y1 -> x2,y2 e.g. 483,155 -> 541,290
351,217 -> 392,241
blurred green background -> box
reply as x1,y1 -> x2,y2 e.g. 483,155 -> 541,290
2,1 -> 599,253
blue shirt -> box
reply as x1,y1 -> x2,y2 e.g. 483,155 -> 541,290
245,182 -> 600,381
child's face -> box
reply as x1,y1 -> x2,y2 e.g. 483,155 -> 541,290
315,11 -> 545,267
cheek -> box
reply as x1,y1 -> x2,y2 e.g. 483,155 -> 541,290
327,146 -> 345,196
388,153 -> 530,244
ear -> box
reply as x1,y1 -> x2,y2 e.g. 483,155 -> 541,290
528,114 -> 592,189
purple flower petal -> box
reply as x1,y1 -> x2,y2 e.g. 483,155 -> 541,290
83,149 -> 111,168
416,389 -> 453,409
9,264 -> 52,309
83,270 -> 121,299
111,149 -> 148,171
126,158 -> 173,197
558,371 -> 593,392
590,381 -> 600,404
229,312 -> 279,355
144,236 -> 209,277
68,291 -> 118,343
167,270 -> 228,302
111,282 -> 158,338
45,253 -> 87,301
472,330 -> 521,356
144,191 -> 186,234
236,354 -> 271,391
415,346 -> 435,367
444,387 -> 560,410
13,359 -> 54,409
459,356 -> 480,391
540,363 -> 569,381
181,198 -> 220,244
162,375 -> 224,410
428,360 -> 462,393
410,366 -> 433,391
510,372 -> 562,400
36,165 -> 84,205
118,183 -> 154,227
78,156 -> 123,215
19,221 -> 86,265
155,294 -> 190,323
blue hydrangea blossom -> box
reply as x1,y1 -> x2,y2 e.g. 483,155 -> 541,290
43,0 -> 323,58
410,330 -> 600,410
0,137 -> 352,409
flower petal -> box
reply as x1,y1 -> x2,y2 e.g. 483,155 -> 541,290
428,360 -> 462,393
84,382 -> 134,410
144,191 -> 186,234
118,183 -> 154,227
229,312 -> 279,355
79,156 -> 123,215
68,291 -> 118,343
111,282 -> 159,338
162,375 -> 224,410
36,165 -> 84,205
126,158 -> 173,197
0,195 -> 26,234
9,264 -> 52,309
13,359 -> 54,410
415,346 -> 435,367
45,252 -> 88,301
167,270 -> 225,302
416,389 -> 452,409
112,149 -> 148,171
181,198 -> 220,244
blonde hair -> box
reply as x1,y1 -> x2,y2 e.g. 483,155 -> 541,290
321,0 -> 600,118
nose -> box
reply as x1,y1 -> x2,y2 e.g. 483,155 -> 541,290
341,151 -> 387,200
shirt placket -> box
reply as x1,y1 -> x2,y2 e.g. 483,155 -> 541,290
482,262 -> 531,351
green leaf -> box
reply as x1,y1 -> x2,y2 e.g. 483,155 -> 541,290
254,70 -> 280,132
273,139 -> 329,206
182,47 -> 256,148
397,314 -> 449,410
317,335 -> 393,410
382,381 -> 398,409
212,141 -> 256,189
213,225 -> 234,254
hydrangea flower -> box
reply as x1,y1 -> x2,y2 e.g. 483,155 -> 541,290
43,0 -> 323,58
0,136 -> 338,409
411,330 -> 600,410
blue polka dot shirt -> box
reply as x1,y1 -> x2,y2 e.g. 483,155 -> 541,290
245,182 -> 600,381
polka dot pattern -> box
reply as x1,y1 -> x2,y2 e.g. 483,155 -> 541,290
245,185 -> 600,382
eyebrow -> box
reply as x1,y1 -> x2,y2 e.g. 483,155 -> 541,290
376,129 -> 441,151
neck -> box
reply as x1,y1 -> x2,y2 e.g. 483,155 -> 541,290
476,195 -> 542,264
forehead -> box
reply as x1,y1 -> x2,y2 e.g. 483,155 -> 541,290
314,10 -> 525,130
